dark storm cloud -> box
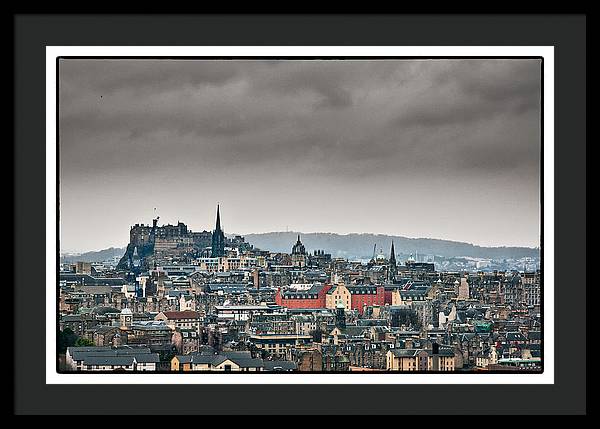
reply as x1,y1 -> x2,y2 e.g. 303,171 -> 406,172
393,60 -> 541,128
59,59 -> 541,177
60,59 -> 242,94
457,60 -> 541,102
249,61 -> 359,109
59,59 -> 541,251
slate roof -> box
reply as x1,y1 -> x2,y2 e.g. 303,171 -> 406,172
212,354 -> 263,368
133,354 -> 160,363
390,349 -> 420,357
190,354 -> 218,365
465,308 -> 485,318
69,346 -> 159,367
167,290 -> 191,298
61,315 -> 83,322
160,311 -> 201,320
206,284 -> 249,294
83,356 -> 135,366
177,350 -> 265,368
506,332 -> 527,342
83,353 -> 159,367
398,289 -> 429,298
90,306 -> 121,315
333,326 -> 369,338
176,355 -> 194,364
68,346 -> 153,360
60,273 -> 128,286
281,283 -> 325,298
221,351 -> 254,361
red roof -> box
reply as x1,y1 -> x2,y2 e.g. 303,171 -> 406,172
161,311 -> 201,320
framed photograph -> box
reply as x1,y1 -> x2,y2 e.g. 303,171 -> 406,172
14,14 -> 586,415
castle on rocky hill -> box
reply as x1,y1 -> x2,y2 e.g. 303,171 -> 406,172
116,205 -> 251,271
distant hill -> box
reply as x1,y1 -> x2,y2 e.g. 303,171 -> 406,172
63,232 -> 539,264
242,232 -> 539,260
60,247 -> 126,263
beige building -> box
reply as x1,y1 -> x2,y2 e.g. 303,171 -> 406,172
386,348 -> 455,371
155,310 -> 202,333
326,284 -> 351,310
438,304 -> 457,328
197,255 -> 263,272
249,333 -> 313,357
179,294 -> 196,312
198,257 -> 221,272
476,345 -> 499,368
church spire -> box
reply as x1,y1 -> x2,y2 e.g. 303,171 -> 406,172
291,234 -> 306,267
215,204 -> 221,231
388,240 -> 397,282
211,204 -> 225,257
291,234 -> 306,255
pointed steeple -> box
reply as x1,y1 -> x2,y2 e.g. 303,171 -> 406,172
291,234 -> 306,256
211,204 -> 225,257
388,241 -> 397,283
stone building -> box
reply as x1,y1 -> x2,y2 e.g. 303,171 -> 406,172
386,345 -> 455,371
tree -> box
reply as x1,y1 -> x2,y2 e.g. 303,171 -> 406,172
58,328 -> 77,353
74,337 -> 94,347
159,346 -> 177,363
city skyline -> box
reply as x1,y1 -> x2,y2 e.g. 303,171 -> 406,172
59,59 -> 541,252
59,205 -> 541,255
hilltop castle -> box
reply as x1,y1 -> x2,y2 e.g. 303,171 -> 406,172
116,205 -> 250,271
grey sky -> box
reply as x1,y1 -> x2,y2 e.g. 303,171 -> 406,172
59,59 -> 541,253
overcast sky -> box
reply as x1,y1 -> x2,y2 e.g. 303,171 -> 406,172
59,59 -> 541,253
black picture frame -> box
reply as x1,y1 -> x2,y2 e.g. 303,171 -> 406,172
14,13 -> 586,415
